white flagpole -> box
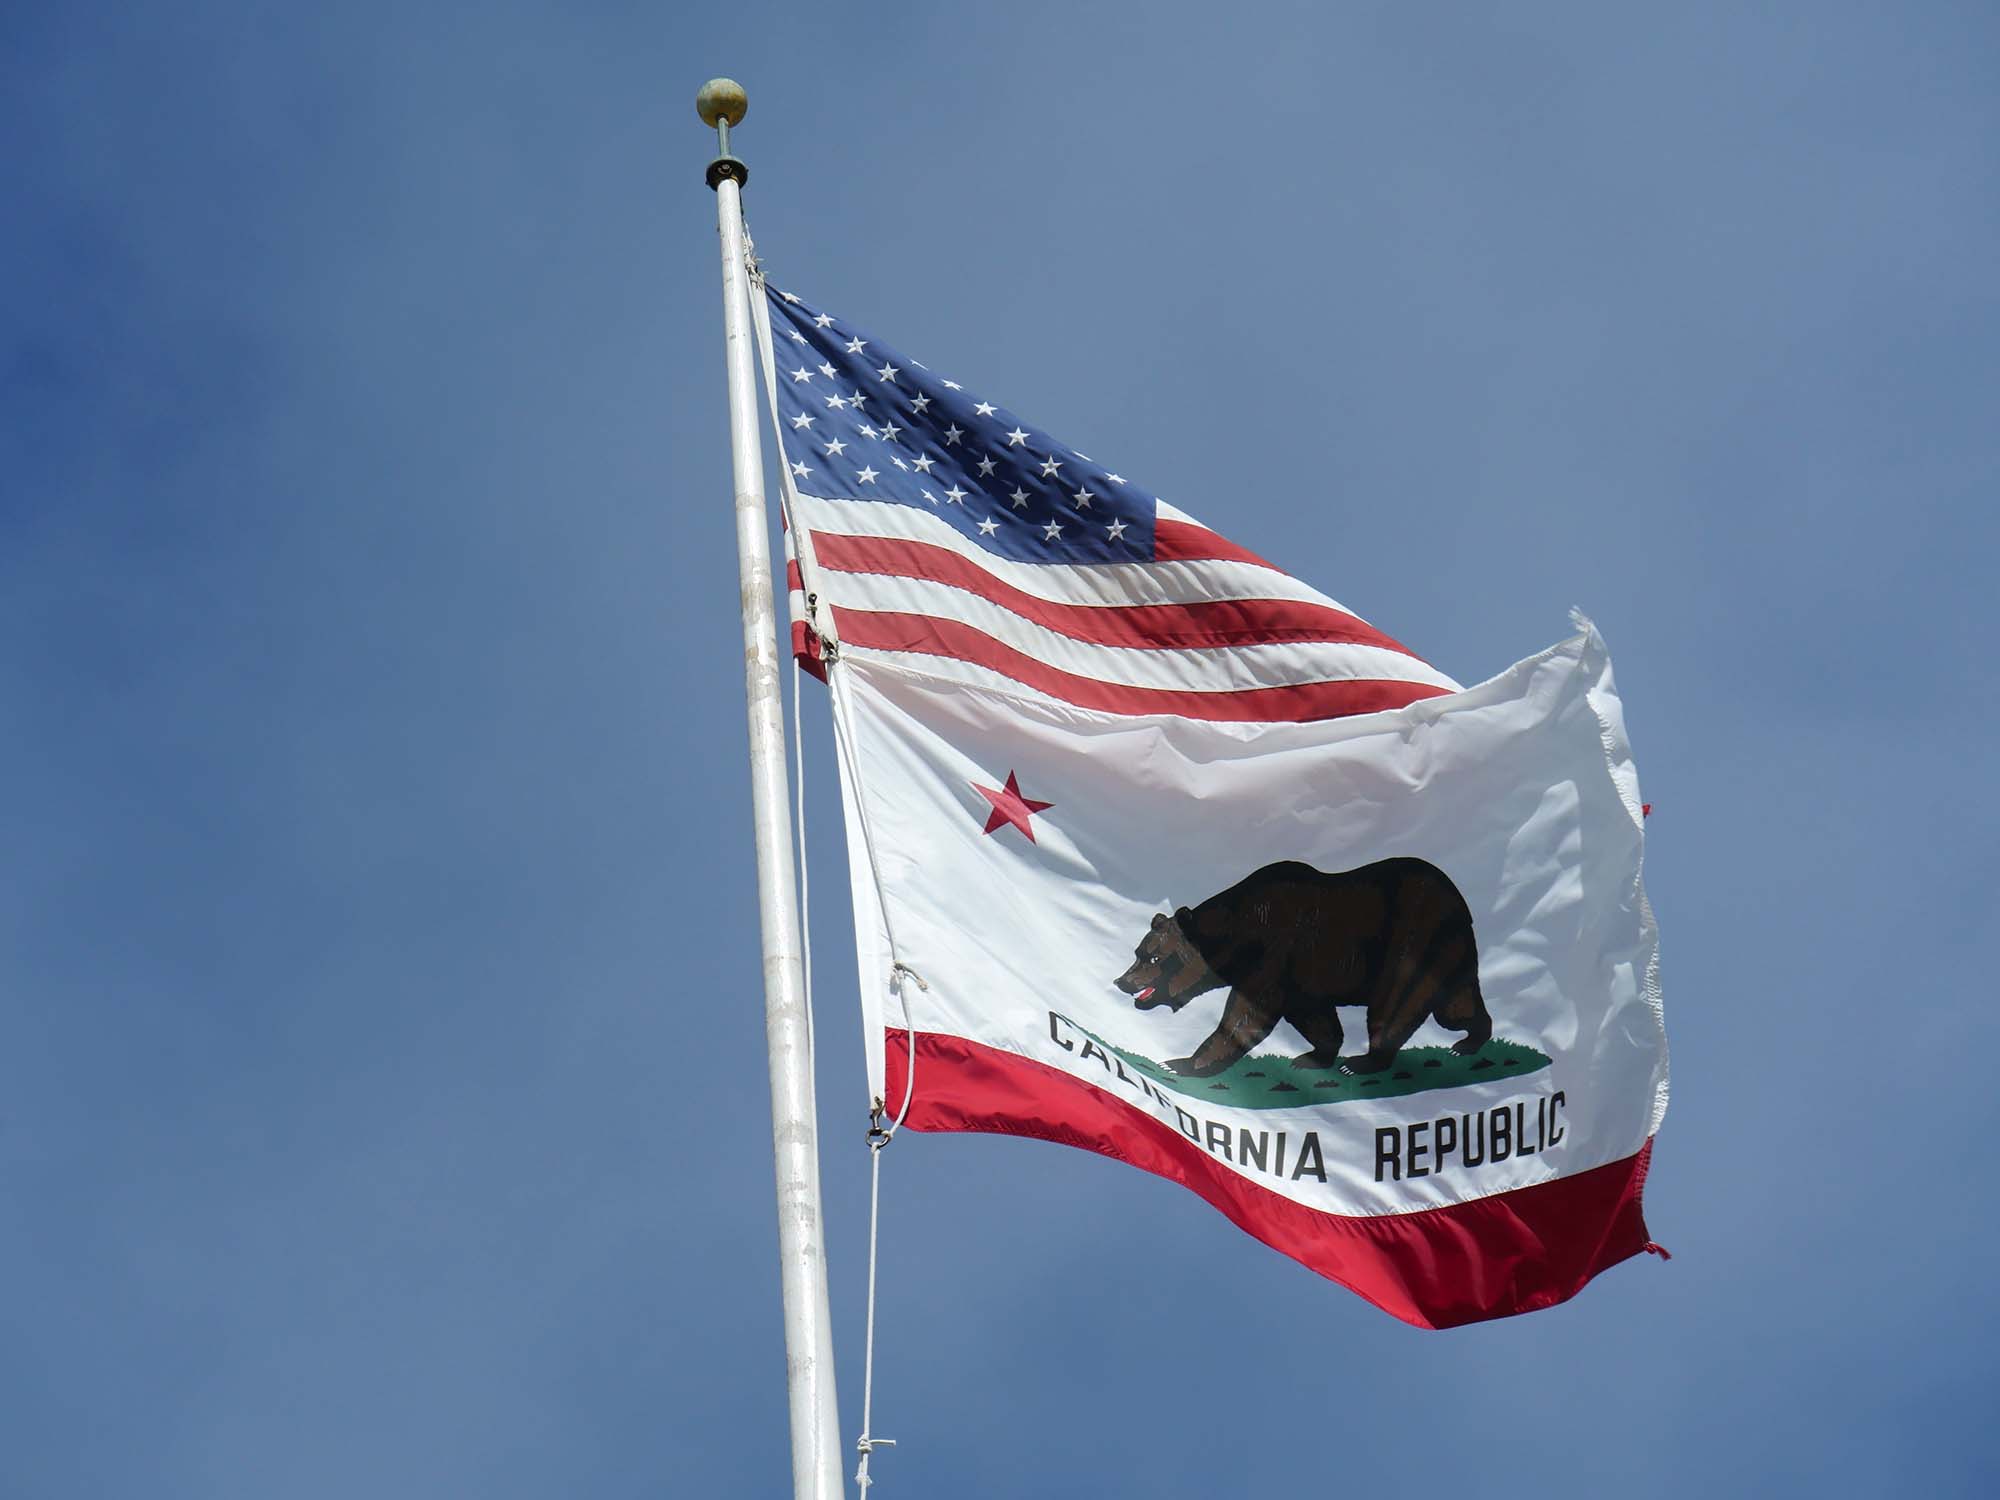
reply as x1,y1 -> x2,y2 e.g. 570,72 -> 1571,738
698,78 -> 845,1500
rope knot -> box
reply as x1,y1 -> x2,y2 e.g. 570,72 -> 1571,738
855,1434 -> 897,1491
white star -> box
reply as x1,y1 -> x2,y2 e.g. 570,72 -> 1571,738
877,363 -> 899,382
910,394 -> 932,413
856,465 -> 879,484
942,379 -> 962,390
848,390 -> 868,409
1106,519 -> 1128,540
911,454 -> 936,474
781,291 -> 802,303
790,460 -> 812,479
790,366 -> 813,383
943,484 -> 966,504
818,361 -> 836,377
1005,428 -> 1029,446
1043,520 -> 1064,540
976,455 -> 997,476
1040,455 -> 1063,477
974,401 -> 996,417
857,424 -> 877,438
788,413 -> 816,430
891,455 -> 908,471
976,517 -> 999,536
1107,473 -> 1127,485
921,489 -> 939,505
879,419 -> 902,441
1072,486 -> 1094,509
1009,487 -> 1030,508
786,329 -> 807,343
943,424 -> 964,445
826,393 -> 849,409
845,336 -> 867,354
813,313 -> 834,327
824,437 -> 846,456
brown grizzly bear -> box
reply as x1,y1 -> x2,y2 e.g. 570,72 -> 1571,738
1113,858 -> 1492,1077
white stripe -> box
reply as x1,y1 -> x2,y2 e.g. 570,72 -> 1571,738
790,491 -> 1370,619
782,528 -> 811,636
834,641 -> 1445,723
839,643 -> 1111,715
828,573 -> 1462,696
843,645 -> 1130,716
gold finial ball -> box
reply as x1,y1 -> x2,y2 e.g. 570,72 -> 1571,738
696,78 -> 747,129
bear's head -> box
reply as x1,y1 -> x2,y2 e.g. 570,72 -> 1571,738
1114,909 -> 1220,1012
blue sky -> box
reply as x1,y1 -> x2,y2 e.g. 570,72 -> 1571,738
5,2 -> 1996,1495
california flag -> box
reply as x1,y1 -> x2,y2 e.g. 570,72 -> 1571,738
827,620 -> 1667,1329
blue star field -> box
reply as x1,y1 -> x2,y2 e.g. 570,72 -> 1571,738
766,284 -> 1158,564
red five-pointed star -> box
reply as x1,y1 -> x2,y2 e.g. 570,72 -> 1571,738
972,771 -> 1054,842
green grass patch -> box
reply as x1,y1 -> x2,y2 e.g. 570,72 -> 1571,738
1059,1014 -> 1550,1109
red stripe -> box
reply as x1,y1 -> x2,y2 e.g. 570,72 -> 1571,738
809,532 -> 1421,657
832,609 -> 1448,721
790,620 -> 827,681
885,1030 -> 1656,1330
1152,518 -> 1278,569
786,559 -> 805,593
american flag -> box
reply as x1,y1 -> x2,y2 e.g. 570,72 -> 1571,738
758,282 -> 1459,721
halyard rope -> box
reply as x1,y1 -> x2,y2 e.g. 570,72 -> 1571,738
854,1109 -> 896,1493
791,658 -> 817,1093
826,657 -> 922,1497
826,666 -> 922,1129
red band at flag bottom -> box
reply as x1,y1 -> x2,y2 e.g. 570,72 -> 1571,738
883,1029 -> 1657,1330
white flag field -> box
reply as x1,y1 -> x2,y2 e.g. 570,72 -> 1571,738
828,616 -> 1669,1328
